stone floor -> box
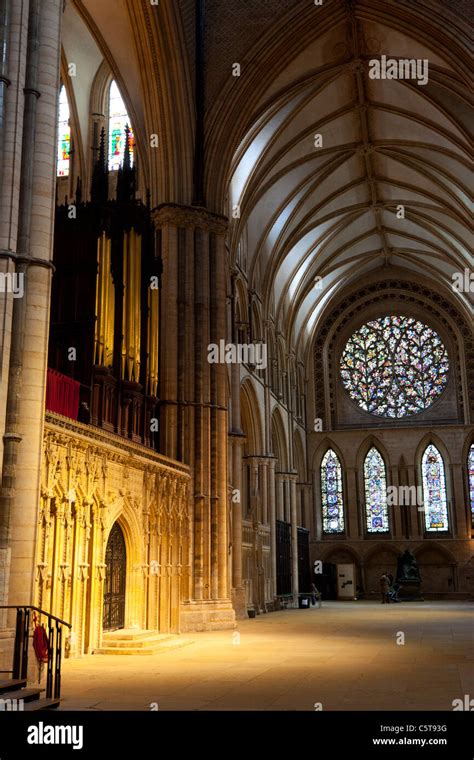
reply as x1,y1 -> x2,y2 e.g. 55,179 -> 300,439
59,601 -> 474,711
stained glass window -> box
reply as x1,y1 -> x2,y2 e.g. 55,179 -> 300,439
422,444 -> 449,531
321,449 -> 344,533
57,85 -> 70,177
108,80 -> 134,170
364,447 -> 389,533
468,445 -> 474,523
340,316 -> 449,418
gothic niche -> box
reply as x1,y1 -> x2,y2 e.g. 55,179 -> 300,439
48,127 -> 162,449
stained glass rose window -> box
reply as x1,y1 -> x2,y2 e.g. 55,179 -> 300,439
340,316 -> 449,418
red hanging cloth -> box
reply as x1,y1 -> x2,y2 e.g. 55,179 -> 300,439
46,368 -> 80,420
32,613 -> 50,664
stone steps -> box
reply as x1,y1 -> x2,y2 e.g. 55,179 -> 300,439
0,680 -> 59,711
94,629 -> 194,655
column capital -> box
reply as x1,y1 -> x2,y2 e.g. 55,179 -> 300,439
277,470 -> 299,482
152,203 -> 228,234
228,429 -> 246,441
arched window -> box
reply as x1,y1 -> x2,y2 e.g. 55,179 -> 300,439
364,447 -> 389,533
340,315 -> 449,418
469,444 -> 474,522
422,444 -> 449,532
57,85 -> 70,177
108,80 -> 134,170
321,449 -> 344,534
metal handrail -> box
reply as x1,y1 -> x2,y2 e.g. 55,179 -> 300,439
0,605 -> 71,698
0,605 -> 72,628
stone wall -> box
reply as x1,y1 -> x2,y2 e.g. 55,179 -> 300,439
35,413 -> 191,656
309,425 -> 474,598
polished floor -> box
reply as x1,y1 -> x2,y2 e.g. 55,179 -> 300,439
60,601 -> 474,711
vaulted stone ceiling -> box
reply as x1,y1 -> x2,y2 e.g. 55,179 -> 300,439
220,0 -> 472,359
63,0 -> 194,201
62,0 -> 472,363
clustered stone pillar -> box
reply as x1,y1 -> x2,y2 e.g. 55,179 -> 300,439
0,0 -> 63,670
229,348 -> 246,616
289,474 -> 299,602
276,474 -> 285,521
153,205 -> 235,631
268,458 -> 277,596
229,430 -> 246,616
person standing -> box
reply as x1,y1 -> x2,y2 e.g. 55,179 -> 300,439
310,582 -> 321,607
379,572 -> 390,604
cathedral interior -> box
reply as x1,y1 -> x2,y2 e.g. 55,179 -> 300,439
0,0 -> 472,714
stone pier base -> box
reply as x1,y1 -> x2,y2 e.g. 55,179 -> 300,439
179,600 -> 236,632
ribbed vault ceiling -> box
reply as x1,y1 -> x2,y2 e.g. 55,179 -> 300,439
227,5 -> 472,358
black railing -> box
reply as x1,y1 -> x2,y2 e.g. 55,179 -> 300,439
0,605 -> 71,699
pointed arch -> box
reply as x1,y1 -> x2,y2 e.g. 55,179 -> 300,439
103,521 -> 127,630
363,446 -> 389,534
240,378 -> 263,455
321,544 -> 361,566
293,429 -> 306,481
108,79 -> 134,170
320,447 -> 345,535
57,84 -> 71,178
271,407 -> 288,471
461,433 -> 474,527
296,363 -> 305,423
468,441 -> 474,524
276,337 -> 287,402
364,543 -> 400,565
414,541 -> 457,565
267,326 -> 278,393
251,298 -> 263,344
356,435 -> 391,472
421,443 -> 449,532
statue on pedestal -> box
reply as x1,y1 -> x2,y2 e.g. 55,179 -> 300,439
396,549 -> 423,601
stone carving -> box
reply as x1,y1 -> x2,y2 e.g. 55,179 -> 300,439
36,418 -> 191,656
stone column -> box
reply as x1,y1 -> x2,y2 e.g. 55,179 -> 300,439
451,463 -> 467,538
0,0 -> 27,430
346,468 -> 359,537
302,483 -> 313,536
408,465 -> 422,538
0,1 -> 63,638
248,457 -> 259,515
158,221 -> 179,458
213,228 -> 229,599
398,458 -> 410,539
287,479 -> 293,523
261,459 -> 268,526
268,457 -> 277,597
228,308 -> 246,615
390,466 -> 404,538
290,474 -> 299,600
153,205 -> 235,631
313,474 -> 322,539
230,432 -> 246,617
276,473 -> 284,521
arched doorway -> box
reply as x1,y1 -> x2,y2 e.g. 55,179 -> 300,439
103,522 -> 127,631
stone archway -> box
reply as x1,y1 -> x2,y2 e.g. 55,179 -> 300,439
320,547 -> 361,601
363,546 -> 400,597
415,545 -> 457,596
103,522 -> 127,631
